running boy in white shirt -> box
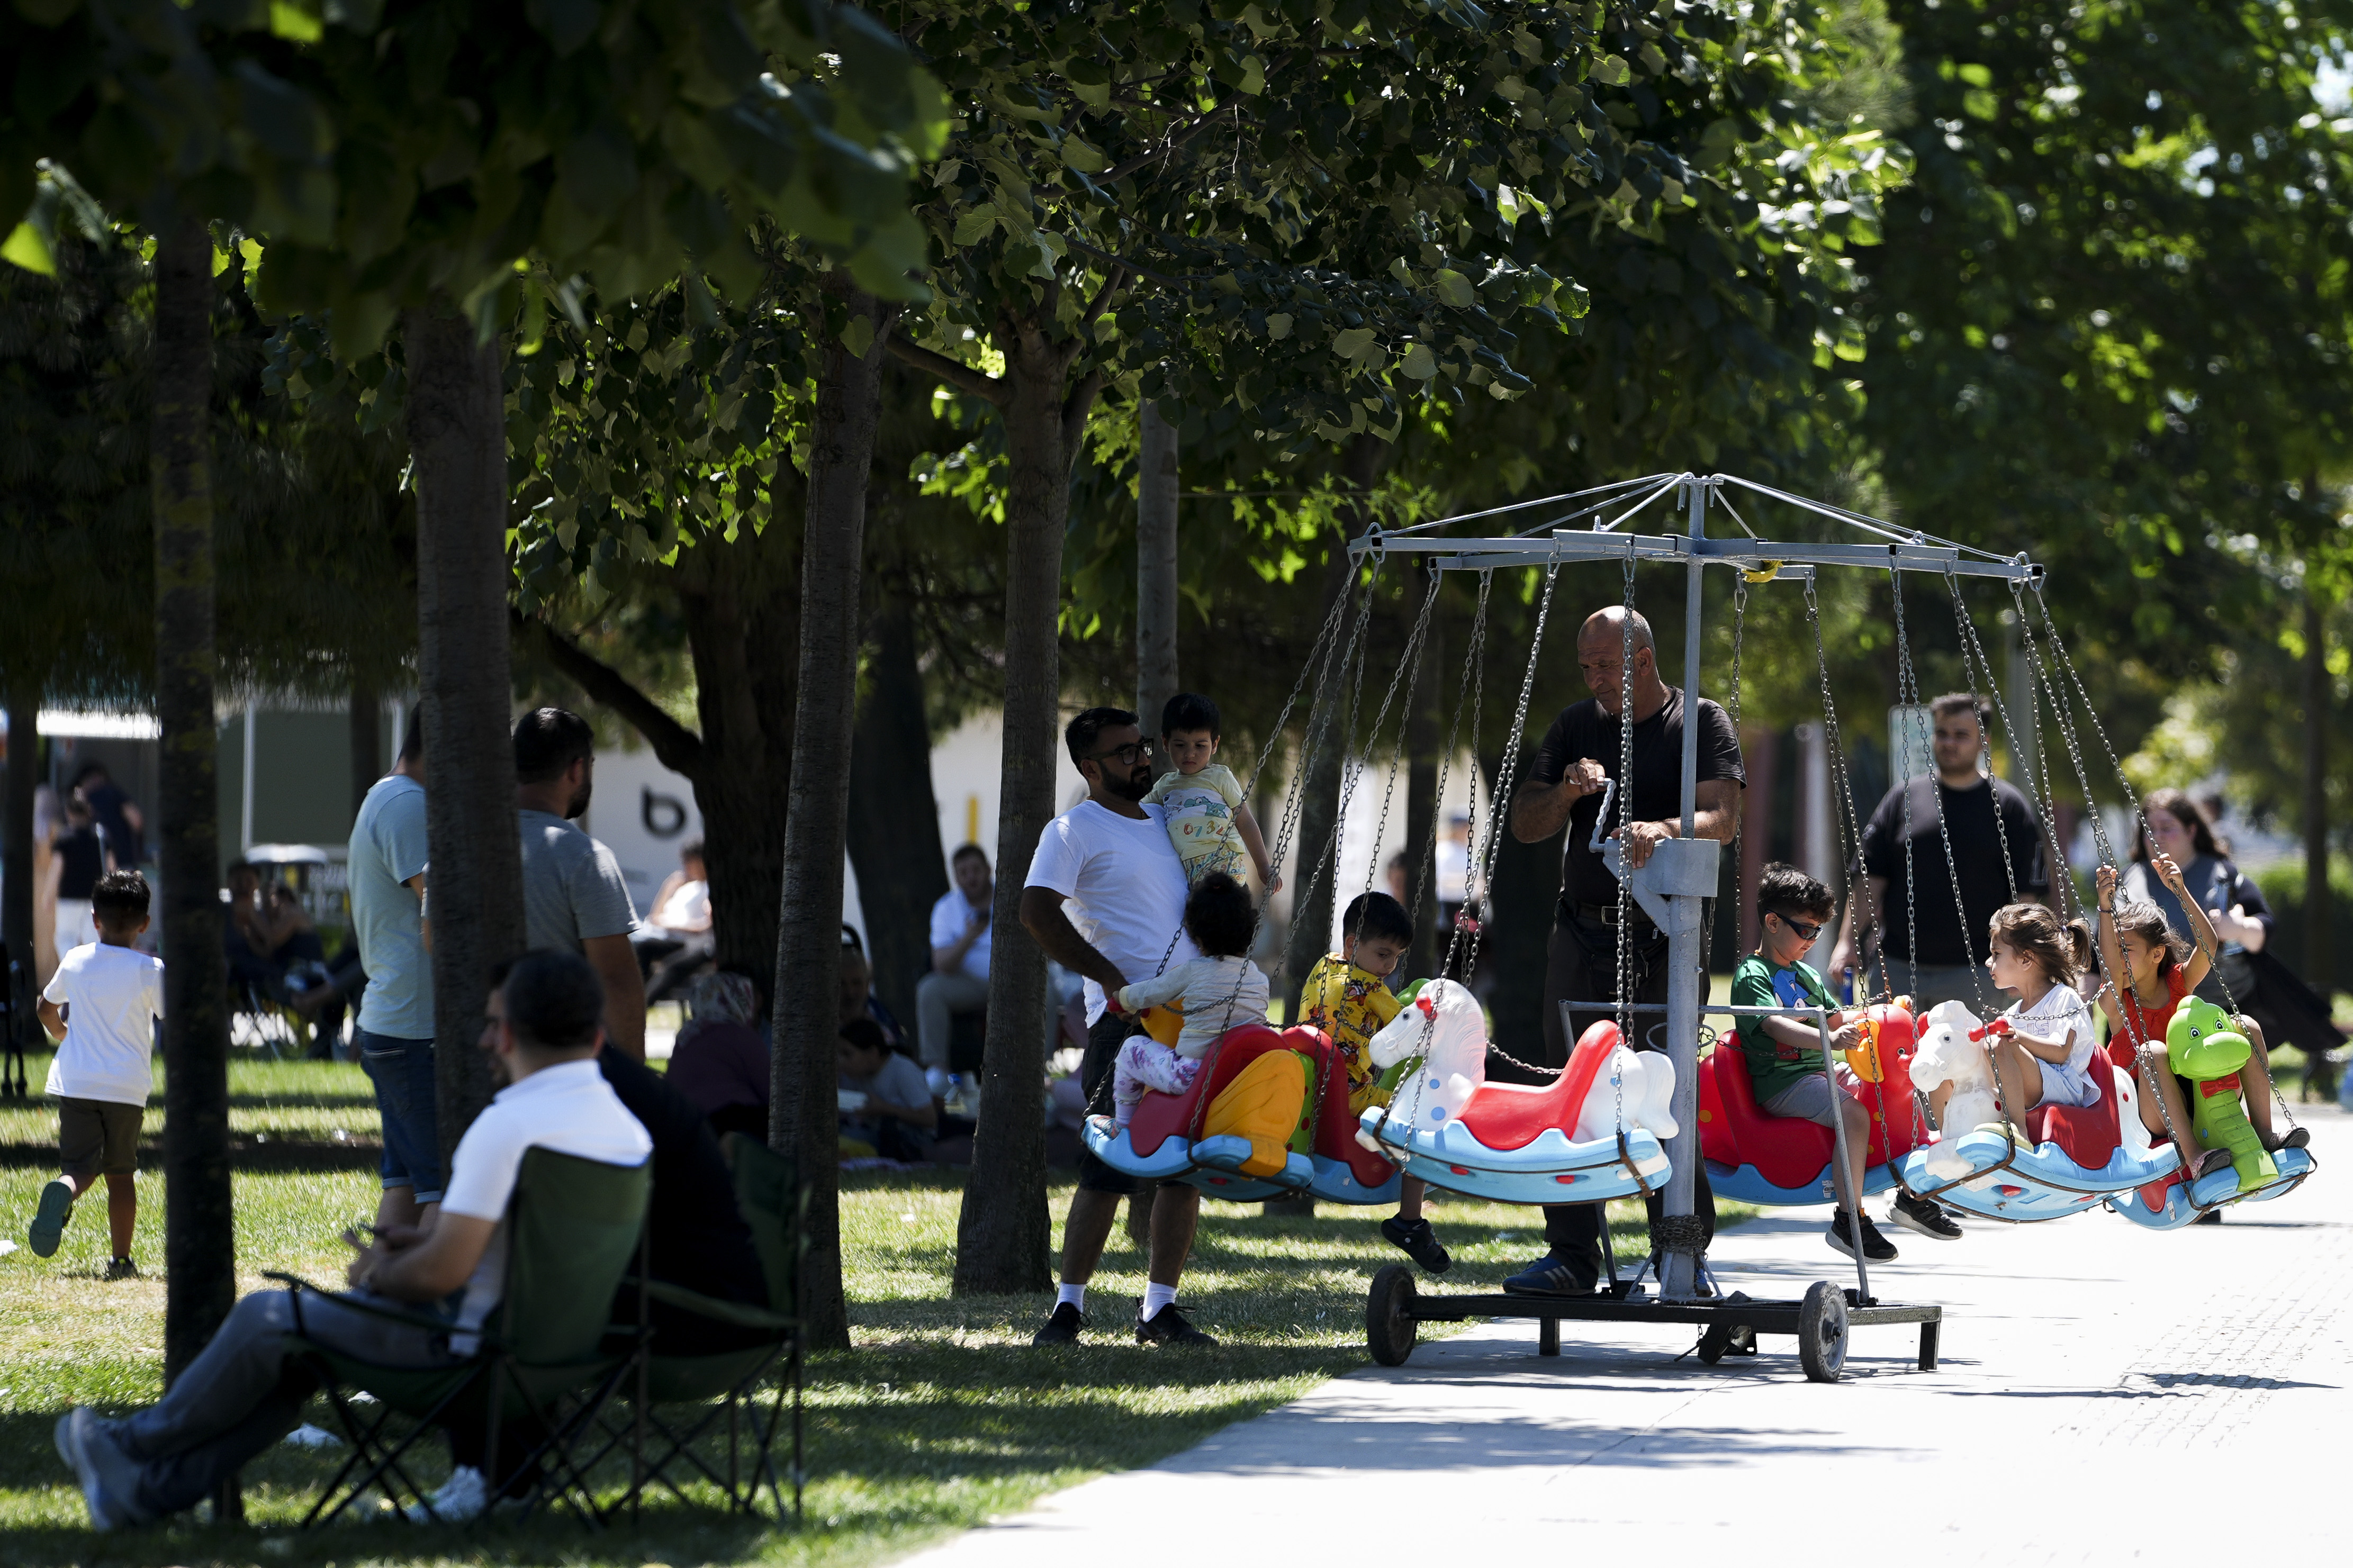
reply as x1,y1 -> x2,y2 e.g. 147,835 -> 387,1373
30,871 -> 164,1276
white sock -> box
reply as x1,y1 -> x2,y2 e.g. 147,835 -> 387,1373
1142,1282 -> 1178,1320
1056,1282 -> 1086,1312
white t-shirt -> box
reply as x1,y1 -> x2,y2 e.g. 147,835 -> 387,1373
928,890 -> 992,983
650,877 -> 710,935
1025,801 -> 1196,1025
42,942 -> 165,1105
1117,955 -> 1271,1057
2008,983 -> 2100,1109
438,1056 -> 652,1352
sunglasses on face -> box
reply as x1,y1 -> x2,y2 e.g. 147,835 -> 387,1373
1089,742 -> 1149,767
1774,916 -> 1824,942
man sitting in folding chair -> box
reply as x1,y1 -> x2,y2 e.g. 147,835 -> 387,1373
53,949 -> 652,1530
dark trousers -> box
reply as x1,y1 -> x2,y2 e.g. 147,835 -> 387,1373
1527,911 -> 1716,1282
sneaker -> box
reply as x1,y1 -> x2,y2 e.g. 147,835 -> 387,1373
2194,1209 -> 2223,1226
104,1257 -> 140,1282
1502,1251 -> 1598,1297
54,1408 -> 145,1530
1031,1302 -> 1086,1345
1888,1192 -> 1962,1241
404,1464 -> 488,1524
1381,1216 -> 1452,1274
1828,1210 -> 1898,1262
29,1179 -> 74,1258
2193,1149 -> 2234,1180
1135,1303 -> 1218,1346
2261,1127 -> 2312,1153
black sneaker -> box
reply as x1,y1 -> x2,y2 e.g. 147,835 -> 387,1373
1502,1252 -> 1598,1297
103,1257 -> 139,1282
1135,1303 -> 1218,1346
1828,1210 -> 1898,1262
1381,1216 -> 1452,1274
1031,1302 -> 1086,1345
2262,1127 -> 2311,1152
2194,1210 -> 2223,1226
1888,1192 -> 1962,1241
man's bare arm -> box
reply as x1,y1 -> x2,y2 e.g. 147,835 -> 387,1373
582,933 -> 646,1058
1511,758 -> 1606,844
1019,887 -> 1127,1001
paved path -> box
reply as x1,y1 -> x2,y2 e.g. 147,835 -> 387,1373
906,1103 -> 2349,1565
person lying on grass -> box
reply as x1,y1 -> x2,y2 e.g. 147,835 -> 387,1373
52,948 -> 650,1530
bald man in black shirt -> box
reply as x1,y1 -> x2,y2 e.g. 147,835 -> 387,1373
1501,606 -> 1744,1296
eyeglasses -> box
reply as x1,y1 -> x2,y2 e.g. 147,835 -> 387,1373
1089,742 -> 1149,766
1774,916 -> 1825,941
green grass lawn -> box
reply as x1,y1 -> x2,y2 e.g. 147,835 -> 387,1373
0,1048 -> 1743,1565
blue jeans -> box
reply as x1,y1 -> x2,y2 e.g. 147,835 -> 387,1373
356,1029 -> 443,1204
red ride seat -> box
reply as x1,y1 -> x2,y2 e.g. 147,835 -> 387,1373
1126,1025 -> 1303,1160
1698,1018 -> 1928,1188
1453,1020 -> 1619,1153
2022,1055 -> 2122,1171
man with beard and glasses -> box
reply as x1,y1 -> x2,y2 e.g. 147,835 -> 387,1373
513,707 -> 647,1057
1022,706 -> 1212,1347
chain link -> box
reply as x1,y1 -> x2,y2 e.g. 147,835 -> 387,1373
1888,559 -> 1993,1015
1362,565 -> 1446,900
1944,569 -> 2024,902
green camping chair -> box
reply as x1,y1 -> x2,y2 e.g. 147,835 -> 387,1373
266,1146 -> 652,1528
586,1130 -> 805,1523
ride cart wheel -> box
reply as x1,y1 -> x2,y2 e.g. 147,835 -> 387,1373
1797,1281 -> 1850,1383
1367,1265 -> 1420,1366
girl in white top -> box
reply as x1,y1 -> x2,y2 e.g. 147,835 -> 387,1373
1109,873 -> 1270,1126
1982,902 -> 2103,1112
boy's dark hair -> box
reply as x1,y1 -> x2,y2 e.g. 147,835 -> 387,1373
1183,871 -> 1256,958
1756,862 -> 1833,925
71,762 -> 111,788
951,842 -> 989,868
1065,706 -> 1139,767
500,949 -> 605,1052
838,1017 -> 889,1057
91,871 -> 151,926
1160,692 -> 1221,739
680,838 -> 706,865
1341,890 -> 1414,948
513,706 -> 595,784
399,702 -> 425,763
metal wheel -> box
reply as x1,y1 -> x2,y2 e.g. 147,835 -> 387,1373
1367,1264 -> 1419,1366
1797,1280 -> 1850,1383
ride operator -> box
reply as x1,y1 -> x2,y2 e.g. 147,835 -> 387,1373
1503,605 -> 1745,1296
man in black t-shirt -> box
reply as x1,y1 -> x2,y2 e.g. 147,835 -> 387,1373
1500,606 -> 1745,1296
1828,692 -> 2048,1014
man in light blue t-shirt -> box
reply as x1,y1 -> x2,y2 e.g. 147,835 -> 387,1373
348,707 -> 440,1228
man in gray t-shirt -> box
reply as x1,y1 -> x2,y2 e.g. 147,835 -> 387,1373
512,708 -> 646,1057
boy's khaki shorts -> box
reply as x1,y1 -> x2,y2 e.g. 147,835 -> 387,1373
57,1098 -> 145,1180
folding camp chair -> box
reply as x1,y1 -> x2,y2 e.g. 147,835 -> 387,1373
265,1146 -> 652,1528
589,1131 -> 805,1522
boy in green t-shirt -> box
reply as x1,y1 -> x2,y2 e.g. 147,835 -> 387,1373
1731,864 -> 1949,1261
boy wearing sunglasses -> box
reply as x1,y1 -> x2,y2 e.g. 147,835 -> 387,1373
1732,864 -> 1952,1259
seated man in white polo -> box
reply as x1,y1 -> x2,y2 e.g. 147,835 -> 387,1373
52,950 -> 651,1528
916,844 -> 996,1071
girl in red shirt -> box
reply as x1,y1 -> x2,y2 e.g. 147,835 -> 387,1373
2093,858 -> 2306,1177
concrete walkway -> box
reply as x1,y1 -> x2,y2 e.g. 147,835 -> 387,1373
906,1104 -> 2349,1565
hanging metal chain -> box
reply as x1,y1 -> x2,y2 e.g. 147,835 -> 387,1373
1408,570 -> 1495,938
1610,540 -> 1639,1139
1943,568 -> 2024,903
1710,573 -> 1748,981
1451,561 -> 1564,999
2026,581 -> 2292,1137
1888,559 -> 1991,1014
1362,564 -> 1446,898
1882,563 -> 1927,1008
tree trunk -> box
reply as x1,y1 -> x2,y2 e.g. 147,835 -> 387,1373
349,683 -> 382,827
954,328 -> 1093,1297
773,286 -> 897,1351
1401,573 -> 1442,983
2305,585 -> 2333,986
151,217 -> 235,1382
1136,400 -> 1180,759
846,594 -> 946,1041
4,678 -> 37,1079
405,309 -> 525,1157
1483,744 -> 1561,1075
